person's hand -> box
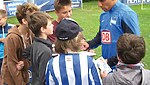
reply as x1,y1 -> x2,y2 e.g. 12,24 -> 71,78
105,59 -> 108,63
87,49 -> 95,53
100,70 -> 108,78
80,39 -> 89,51
16,61 -> 24,70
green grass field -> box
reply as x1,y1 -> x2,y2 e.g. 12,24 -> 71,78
7,1 -> 150,69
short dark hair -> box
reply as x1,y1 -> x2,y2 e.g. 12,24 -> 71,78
117,33 -> 145,64
54,0 -> 71,11
16,2 -> 39,24
26,12 -> 53,37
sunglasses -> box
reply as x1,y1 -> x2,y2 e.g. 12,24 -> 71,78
99,0 -> 106,2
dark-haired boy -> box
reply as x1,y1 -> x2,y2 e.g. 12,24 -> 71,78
101,33 -> 150,85
25,11 -> 53,85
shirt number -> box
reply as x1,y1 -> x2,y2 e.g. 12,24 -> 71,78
101,30 -> 111,44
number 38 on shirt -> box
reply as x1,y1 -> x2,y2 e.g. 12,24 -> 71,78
101,30 -> 111,44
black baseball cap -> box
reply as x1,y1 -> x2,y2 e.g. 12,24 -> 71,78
56,18 -> 82,41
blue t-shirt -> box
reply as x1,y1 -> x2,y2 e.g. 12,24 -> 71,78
88,1 -> 140,60
100,1 -> 140,59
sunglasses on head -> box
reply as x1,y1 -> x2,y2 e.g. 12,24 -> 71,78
99,0 -> 106,2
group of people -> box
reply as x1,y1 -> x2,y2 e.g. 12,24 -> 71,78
0,0 -> 150,85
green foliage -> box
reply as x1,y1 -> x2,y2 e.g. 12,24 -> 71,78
130,4 -> 150,69
7,1 -> 150,69
7,16 -> 18,25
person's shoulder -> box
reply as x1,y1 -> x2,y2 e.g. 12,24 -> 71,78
119,4 -> 135,13
4,23 -> 15,29
48,54 -> 59,63
7,26 -> 18,34
79,51 -> 96,57
142,68 -> 150,74
141,68 -> 150,84
7,26 -> 20,38
52,20 -> 58,24
7,23 -> 15,27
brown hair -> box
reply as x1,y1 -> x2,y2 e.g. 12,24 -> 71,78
55,32 -> 84,54
117,33 -> 145,64
54,0 -> 71,11
16,2 -> 39,24
26,11 -> 53,37
0,9 -> 7,18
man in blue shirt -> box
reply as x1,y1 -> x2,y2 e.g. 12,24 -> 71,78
86,0 -> 140,67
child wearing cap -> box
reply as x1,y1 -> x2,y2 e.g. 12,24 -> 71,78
45,19 -> 103,85
100,33 -> 150,85
23,11 -> 53,85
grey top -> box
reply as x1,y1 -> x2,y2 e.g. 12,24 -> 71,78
23,37 -> 52,85
102,66 -> 150,85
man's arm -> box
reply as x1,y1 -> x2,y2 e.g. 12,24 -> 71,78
121,11 -> 140,35
87,30 -> 101,49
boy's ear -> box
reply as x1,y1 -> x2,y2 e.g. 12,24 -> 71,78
22,19 -> 28,25
55,10 -> 59,15
117,56 -> 122,62
40,27 -> 45,33
54,10 -> 57,14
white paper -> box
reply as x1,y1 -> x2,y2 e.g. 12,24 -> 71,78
96,57 -> 112,73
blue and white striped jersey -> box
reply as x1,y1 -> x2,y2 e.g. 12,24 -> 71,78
45,52 -> 102,85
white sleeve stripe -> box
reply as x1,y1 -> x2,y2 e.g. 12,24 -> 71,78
80,53 -> 89,85
65,55 -> 75,85
49,71 -> 55,85
93,59 -> 103,84
89,69 -> 95,85
53,56 -> 62,85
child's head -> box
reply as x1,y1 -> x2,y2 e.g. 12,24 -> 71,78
55,18 -> 84,53
0,9 -> 7,26
26,11 -> 53,37
54,0 -> 72,21
16,2 -> 39,24
117,33 -> 145,64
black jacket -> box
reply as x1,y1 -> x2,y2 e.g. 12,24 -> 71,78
23,37 -> 52,85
